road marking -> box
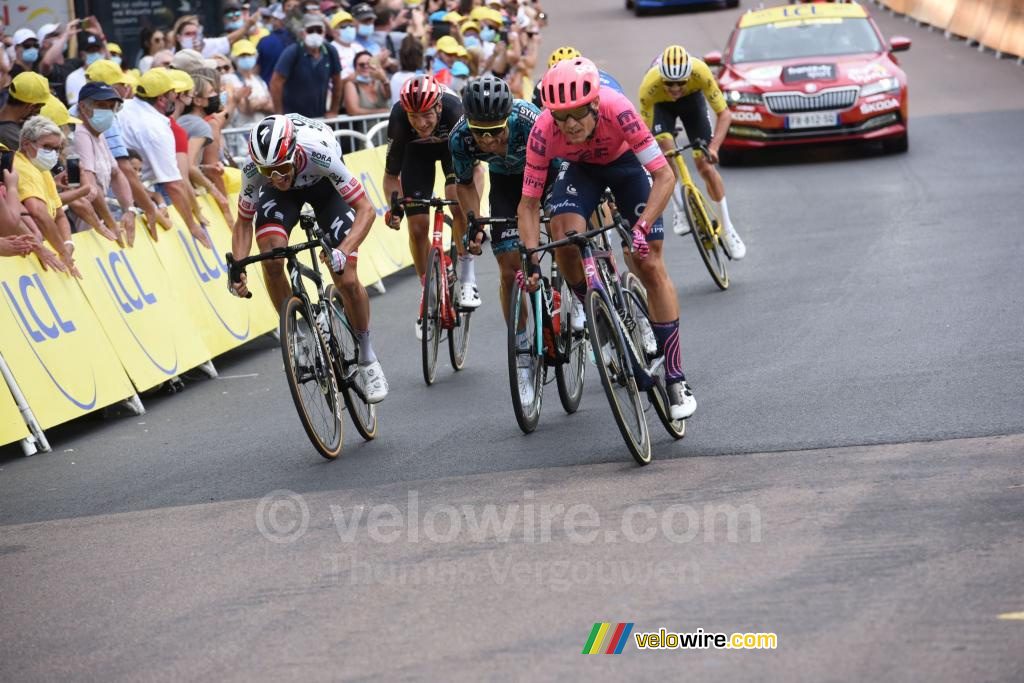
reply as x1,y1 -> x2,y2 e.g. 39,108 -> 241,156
997,612 -> 1024,620
218,373 -> 260,380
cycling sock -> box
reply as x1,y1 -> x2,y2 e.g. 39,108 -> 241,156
516,330 -> 530,350
570,280 -> 587,303
354,328 -> 377,364
714,197 -> 733,230
651,319 -> 685,384
459,255 -> 476,284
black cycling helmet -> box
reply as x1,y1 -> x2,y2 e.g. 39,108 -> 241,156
461,75 -> 514,122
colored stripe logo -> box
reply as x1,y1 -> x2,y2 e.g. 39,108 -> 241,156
583,622 -> 634,654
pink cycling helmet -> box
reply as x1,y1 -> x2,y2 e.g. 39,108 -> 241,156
540,57 -> 601,110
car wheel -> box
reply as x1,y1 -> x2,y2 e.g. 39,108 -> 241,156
882,133 -> 909,154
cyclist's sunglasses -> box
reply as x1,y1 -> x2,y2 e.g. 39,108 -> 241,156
550,105 -> 592,123
663,80 -> 688,87
257,162 -> 294,178
468,119 -> 508,138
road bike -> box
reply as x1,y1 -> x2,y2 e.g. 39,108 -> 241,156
466,212 -> 586,434
390,193 -> 473,386
226,212 -> 377,459
666,138 -> 730,291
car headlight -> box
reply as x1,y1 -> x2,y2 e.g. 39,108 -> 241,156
726,90 -> 763,106
860,77 -> 900,97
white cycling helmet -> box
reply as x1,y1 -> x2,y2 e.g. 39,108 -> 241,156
659,45 -> 692,82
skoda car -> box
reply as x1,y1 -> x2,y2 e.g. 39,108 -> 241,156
707,2 -> 910,158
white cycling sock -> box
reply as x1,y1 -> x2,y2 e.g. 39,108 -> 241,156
355,329 -> 377,364
516,330 -> 530,351
713,196 -> 734,231
459,255 -> 476,284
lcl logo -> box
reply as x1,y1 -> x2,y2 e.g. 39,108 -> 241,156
2,274 -> 76,342
96,250 -> 157,313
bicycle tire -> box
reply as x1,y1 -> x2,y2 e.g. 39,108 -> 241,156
279,296 -> 343,459
585,288 -> 652,465
623,273 -> 685,440
554,276 -> 585,414
324,285 -> 377,442
448,244 -> 472,370
507,280 -> 543,433
683,186 -> 729,291
421,248 -> 443,385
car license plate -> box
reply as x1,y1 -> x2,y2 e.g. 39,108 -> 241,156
786,112 -> 839,129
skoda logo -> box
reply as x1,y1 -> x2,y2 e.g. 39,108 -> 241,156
804,83 -> 818,93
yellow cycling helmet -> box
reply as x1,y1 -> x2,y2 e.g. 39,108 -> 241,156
547,46 -> 581,69
659,45 -> 692,82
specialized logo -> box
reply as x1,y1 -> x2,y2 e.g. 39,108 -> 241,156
582,623 -> 634,654
860,97 -> 899,115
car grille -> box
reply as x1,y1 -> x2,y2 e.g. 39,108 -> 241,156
764,86 -> 860,114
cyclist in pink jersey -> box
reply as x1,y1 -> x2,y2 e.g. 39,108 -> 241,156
517,57 -> 696,420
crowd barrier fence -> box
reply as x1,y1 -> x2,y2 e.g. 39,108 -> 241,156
876,0 -> 1024,59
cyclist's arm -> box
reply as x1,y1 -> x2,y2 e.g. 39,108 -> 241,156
697,62 -> 731,157
637,68 -> 663,130
516,193 -> 541,257
708,108 -> 731,159
455,180 -> 480,220
336,193 -> 375,256
615,95 -> 673,229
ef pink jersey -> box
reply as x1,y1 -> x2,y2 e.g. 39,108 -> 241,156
522,87 -> 667,198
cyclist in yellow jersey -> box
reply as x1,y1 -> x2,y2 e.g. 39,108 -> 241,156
639,45 -> 746,259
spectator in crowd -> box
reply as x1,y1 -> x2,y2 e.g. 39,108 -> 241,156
137,27 -> 167,73
38,95 -> 103,236
37,20 -> 98,103
119,68 -> 211,248
344,50 -> 390,116
350,3 -> 383,57
320,0 -> 341,15
223,3 -> 246,32
431,35 -> 464,86
330,10 -> 360,79
9,29 -> 41,78
106,42 -> 123,66
270,14 -> 342,119
0,72 -> 50,151
149,50 -> 175,70
389,34 -> 424,106
71,82 -> 137,245
373,6 -> 405,71
211,54 -> 239,122
172,13 -> 258,59
15,115 -> 80,276
256,3 -> 295,85
228,40 -> 274,128
65,32 -> 108,105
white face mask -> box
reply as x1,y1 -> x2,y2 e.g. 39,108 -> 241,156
31,147 -> 59,172
180,36 -> 197,50
304,32 -> 324,49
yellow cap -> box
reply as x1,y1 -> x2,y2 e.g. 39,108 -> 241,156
231,39 -> 257,57
107,42 -> 122,55
85,59 -> 133,86
476,7 -> 504,25
436,35 -> 462,55
442,11 -> 463,23
460,20 -> 481,34
41,95 -> 83,126
136,67 -> 175,98
252,27 -> 271,43
9,72 -> 51,105
330,10 -> 354,28
167,69 -> 195,94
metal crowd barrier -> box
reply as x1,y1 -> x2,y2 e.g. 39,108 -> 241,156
223,112 -> 391,165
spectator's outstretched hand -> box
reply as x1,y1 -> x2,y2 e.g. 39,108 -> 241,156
35,246 -> 67,273
0,234 -> 35,257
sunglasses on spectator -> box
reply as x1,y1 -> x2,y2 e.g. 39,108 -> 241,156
21,41 -> 39,49
257,162 -> 294,178
356,61 -> 371,68
306,26 -> 324,34
218,65 -> 232,73
550,105 -> 592,123
226,10 -> 242,18
468,119 -> 508,138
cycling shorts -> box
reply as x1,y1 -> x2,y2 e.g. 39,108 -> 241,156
401,141 -> 457,216
652,90 -> 713,149
253,178 -> 356,248
548,151 -> 664,241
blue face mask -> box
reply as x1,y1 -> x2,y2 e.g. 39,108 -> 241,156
111,55 -> 122,66
451,61 -> 469,77
89,108 -> 115,133
85,52 -> 103,66
463,36 -> 481,49
480,26 -> 497,42
355,74 -> 372,83
21,47 -> 39,63
357,23 -> 374,37
238,55 -> 257,71
220,91 -> 228,106
226,20 -> 244,30
339,26 -> 357,42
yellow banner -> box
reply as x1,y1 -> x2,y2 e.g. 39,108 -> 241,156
0,373 -> 28,447
73,229 -> 213,392
0,252 -> 134,429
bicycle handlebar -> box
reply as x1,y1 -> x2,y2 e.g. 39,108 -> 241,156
665,137 -> 711,159
226,214 -> 331,298
525,221 -> 628,257
390,190 -> 458,212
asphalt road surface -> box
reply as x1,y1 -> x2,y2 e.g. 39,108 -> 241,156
2,2 -> 1022,680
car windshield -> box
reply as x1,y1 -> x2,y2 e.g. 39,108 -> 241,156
731,18 -> 882,63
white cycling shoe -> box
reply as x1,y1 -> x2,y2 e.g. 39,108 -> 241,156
356,360 -> 389,404
720,224 -> 746,261
667,381 -> 697,420
570,298 -> 586,333
458,282 -> 482,309
672,206 -> 688,236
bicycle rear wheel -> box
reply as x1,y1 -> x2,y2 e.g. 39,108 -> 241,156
585,288 -> 651,465
324,285 -> 377,442
684,186 -> 729,291
448,245 -> 472,370
623,274 -> 685,440
507,281 -> 543,433
421,248 -> 443,385
554,276 -> 585,414
279,296 -> 343,459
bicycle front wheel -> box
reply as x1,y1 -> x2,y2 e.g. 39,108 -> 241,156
684,186 -> 729,291
507,281 -> 543,433
421,248 -> 443,385
279,296 -> 343,459
448,245 -> 472,370
554,276 -> 585,414
324,285 -> 377,442
585,289 -> 651,465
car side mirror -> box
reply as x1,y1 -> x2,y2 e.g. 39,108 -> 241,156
890,36 -> 911,52
703,50 -> 723,66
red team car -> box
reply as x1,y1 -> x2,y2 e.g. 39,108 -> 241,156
706,2 -> 911,158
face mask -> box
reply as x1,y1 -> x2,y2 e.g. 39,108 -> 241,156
164,98 -> 176,116
238,55 -> 257,71
31,147 -> 59,172
88,108 -> 115,132
111,55 -> 122,66
451,61 -> 469,77
480,26 -> 497,42
204,97 -> 222,115
219,91 -> 228,106
180,36 -> 196,50
463,36 -> 481,49
339,26 -> 357,43
304,33 -> 324,49
357,23 -> 374,37
355,74 -> 371,83
21,48 -> 39,63
226,20 -> 243,30
85,52 -> 103,66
